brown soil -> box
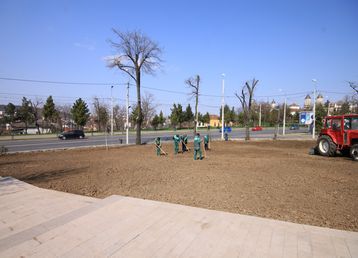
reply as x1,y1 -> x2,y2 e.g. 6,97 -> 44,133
1,140 -> 357,231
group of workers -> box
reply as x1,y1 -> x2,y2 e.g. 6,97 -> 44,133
155,133 -> 210,160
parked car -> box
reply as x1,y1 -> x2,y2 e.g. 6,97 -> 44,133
290,124 -> 299,130
58,130 -> 85,140
251,126 -> 263,131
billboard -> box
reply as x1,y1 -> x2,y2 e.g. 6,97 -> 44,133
299,112 -> 314,125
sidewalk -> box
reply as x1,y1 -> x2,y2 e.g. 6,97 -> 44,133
1,177 -> 357,257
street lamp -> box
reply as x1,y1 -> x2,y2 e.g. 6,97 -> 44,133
126,82 -> 130,145
221,73 -> 225,140
312,79 -> 317,139
279,89 -> 287,136
110,85 -> 114,136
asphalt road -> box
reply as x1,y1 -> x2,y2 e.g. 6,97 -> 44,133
1,128 -> 309,153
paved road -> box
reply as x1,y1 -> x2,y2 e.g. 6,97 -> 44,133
1,128 -> 310,153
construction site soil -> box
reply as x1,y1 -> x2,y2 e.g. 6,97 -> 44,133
1,140 -> 357,231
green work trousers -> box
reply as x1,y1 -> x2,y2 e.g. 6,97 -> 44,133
194,149 -> 202,160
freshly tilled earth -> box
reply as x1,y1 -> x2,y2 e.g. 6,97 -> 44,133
1,140 -> 357,231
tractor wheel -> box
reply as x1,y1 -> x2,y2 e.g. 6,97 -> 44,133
350,144 -> 358,161
317,135 -> 336,157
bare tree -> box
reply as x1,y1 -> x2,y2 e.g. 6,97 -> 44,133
235,79 -> 259,140
348,81 -> 358,94
185,75 -> 200,133
113,104 -> 126,131
57,104 -> 72,130
141,92 -> 158,128
30,98 -> 43,134
93,97 -> 109,132
107,29 -> 162,144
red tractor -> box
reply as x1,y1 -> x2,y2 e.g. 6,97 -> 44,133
316,114 -> 358,161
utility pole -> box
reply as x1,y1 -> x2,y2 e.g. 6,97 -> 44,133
312,79 -> 317,139
221,73 -> 225,140
126,82 -> 129,145
111,85 -> 114,136
283,95 -> 287,135
259,104 -> 262,127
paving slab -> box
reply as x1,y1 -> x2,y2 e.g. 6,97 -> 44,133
0,177 -> 357,257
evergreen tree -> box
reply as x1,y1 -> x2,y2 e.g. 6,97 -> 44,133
229,106 -> 237,123
151,115 -> 160,130
219,105 -> 231,124
202,112 -> 210,124
315,103 -> 327,132
18,97 -> 34,134
170,103 -> 185,129
4,103 -> 16,124
184,104 -> 194,125
158,110 -> 165,127
71,98 -> 90,128
43,96 -> 58,132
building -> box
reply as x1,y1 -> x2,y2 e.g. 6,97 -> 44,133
316,93 -> 324,105
288,103 -> 300,116
304,95 -> 311,110
209,115 -> 221,128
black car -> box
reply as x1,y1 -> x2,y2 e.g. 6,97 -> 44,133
58,130 -> 85,140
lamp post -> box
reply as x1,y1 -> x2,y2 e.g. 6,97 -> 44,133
259,104 -> 262,127
312,79 -> 317,139
221,73 -> 225,140
110,86 -> 114,136
126,82 -> 130,145
283,95 -> 287,135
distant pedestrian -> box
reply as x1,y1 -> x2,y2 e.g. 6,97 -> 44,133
193,133 -> 203,160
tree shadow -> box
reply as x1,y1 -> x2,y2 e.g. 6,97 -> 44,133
19,166 -> 89,183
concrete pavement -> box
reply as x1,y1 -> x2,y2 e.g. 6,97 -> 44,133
1,177 -> 357,257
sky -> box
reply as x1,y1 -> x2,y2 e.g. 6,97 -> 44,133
0,0 -> 357,116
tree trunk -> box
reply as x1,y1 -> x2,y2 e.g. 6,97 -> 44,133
245,113 -> 250,140
194,92 -> 198,133
245,125 -> 250,140
136,69 -> 142,145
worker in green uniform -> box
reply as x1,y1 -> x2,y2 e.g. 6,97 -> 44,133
184,134 -> 188,151
181,134 -> 188,153
155,137 -> 162,156
193,133 -> 203,160
173,134 -> 180,154
204,134 -> 209,150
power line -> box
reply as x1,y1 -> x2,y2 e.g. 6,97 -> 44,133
0,77 -> 129,86
1,76 -> 316,99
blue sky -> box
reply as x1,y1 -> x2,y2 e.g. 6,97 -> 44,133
0,0 -> 357,115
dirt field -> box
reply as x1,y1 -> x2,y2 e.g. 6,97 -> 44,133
1,140 -> 357,231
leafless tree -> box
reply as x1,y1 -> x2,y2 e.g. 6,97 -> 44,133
107,29 -> 162,144
141,92 -> 158,128
30,98 -> 43,134
57,104 -> 72,129
235,79 -> 259,140
348,81 -> 358,94
113,104 -> 126,131
93,97 -> 109,132
185,75 -> 200,133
